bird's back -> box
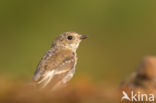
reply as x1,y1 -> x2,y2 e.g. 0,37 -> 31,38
33,48 -> 77,89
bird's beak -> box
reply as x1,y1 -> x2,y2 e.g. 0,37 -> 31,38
80,35 -> 88,39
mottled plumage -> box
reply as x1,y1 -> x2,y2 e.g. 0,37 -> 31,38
32,32 -> 87,90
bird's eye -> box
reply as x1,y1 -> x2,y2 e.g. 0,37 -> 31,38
67,36 -> 73,40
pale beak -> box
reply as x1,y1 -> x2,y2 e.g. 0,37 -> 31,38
80,35 -> 88,39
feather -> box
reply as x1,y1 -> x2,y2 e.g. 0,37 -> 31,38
33,48 -> 76,89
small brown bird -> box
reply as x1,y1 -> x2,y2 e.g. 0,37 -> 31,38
32,32 -> 88,90
120,56 -> 156,99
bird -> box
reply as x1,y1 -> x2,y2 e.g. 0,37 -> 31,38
32,32 -> 88,90
120,56 -> 156,98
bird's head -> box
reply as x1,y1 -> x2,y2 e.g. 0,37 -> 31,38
137,56 -> 156,80
52,32 -> 88,51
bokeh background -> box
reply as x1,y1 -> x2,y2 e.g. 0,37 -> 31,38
0,0 -> 156,103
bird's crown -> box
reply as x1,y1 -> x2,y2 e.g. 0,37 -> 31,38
52,32 -> 87,51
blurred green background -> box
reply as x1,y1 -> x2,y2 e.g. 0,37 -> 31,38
0,0 -> 156,85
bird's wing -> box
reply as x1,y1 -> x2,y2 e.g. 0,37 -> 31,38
32,48 -> 76,86
32,49 -> 54,82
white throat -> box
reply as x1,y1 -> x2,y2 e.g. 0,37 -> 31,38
64,43 -> 80,52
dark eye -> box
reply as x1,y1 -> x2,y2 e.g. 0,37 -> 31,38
67,36 -> 73,40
